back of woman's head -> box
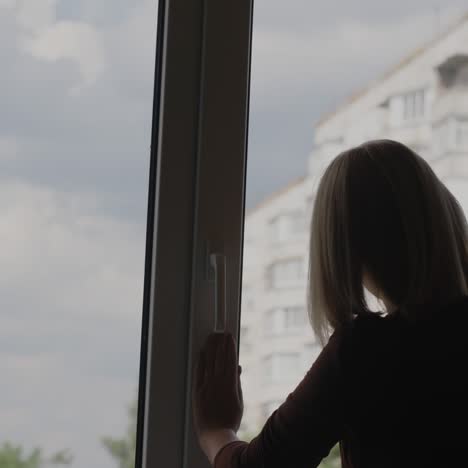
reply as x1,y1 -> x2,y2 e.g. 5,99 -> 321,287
308,139 -> 468,344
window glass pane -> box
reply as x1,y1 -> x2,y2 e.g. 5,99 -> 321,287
0,1 -> 158,467
263,353 -> 300,385
240,2 -> 468,466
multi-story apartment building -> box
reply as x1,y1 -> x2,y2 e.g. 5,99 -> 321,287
239,13 -> 468,437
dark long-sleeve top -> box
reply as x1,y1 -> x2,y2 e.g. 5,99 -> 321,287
215,295 -> 468,467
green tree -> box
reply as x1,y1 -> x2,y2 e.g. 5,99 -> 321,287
102,401 -> 137,468
0,442 -> 72,468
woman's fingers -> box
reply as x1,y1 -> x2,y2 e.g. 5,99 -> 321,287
202,332 -> 239,382
204,332 -> 225,377
193,332 -> 244,434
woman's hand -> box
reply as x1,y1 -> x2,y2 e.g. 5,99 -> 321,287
192,332 -> 244,439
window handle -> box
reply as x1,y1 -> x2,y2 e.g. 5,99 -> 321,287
210,253 -> 227,333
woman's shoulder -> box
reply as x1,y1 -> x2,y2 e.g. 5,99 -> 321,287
333,311 -> 400,369
335,296 -> 468,363
341,310 -> 393,341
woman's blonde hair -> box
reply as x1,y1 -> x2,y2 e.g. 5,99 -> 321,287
308,139 -> 468,345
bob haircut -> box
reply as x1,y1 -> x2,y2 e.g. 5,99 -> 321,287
308,139 -> 468,345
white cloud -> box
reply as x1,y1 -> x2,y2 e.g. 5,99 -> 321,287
0,180 -> 144,319
0,136 -> 20,160
16,0 -> 57,32
0,0 -> 15,9
23,21 -> 105,89
13,0 -> 106,89
103,0 -> 157,97
0,180 -> 143,467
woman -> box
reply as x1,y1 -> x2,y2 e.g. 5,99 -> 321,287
192,139 -> 468,467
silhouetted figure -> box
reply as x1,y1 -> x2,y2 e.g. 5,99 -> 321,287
194,140 -> 468,468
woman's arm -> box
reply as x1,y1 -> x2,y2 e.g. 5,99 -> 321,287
215,331 -> 346,467
193,330 -> 346,467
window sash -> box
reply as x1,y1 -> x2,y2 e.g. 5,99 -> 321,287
403,89 -> 425,121
138,1 -> 253,467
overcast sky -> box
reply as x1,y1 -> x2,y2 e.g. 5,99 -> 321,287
0,1 -> 467,467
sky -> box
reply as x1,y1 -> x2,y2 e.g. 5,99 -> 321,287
0,1 -> 467,467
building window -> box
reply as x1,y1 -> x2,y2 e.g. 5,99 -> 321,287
265,306 -> 307,335
267,258 -> 305,289
284,306 -> 307,329
269,211 -> 306,243
433,118 -> 452,153
403,89 -> 425,121
456,121 -> 468,148
263,353 -> 300,384
291,211 -> 307,234
269,214 -> 288,243
434,117 -> 468,154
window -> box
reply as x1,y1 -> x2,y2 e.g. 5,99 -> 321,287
240,1 -> 468,452
403,89 -> 426,121
267,258 -> 306,289
263,353 -> 301,384
456,121 -> 468,148
269,211 -> 306,243
134,1 -> 253,466
291,211 -> 308,234
265,307 -> 307,335
17,1 -> 464,465
1,2 -> 159,467
264,309 -> 279,335
284,307 -> 308,330
434,117 -> 468,155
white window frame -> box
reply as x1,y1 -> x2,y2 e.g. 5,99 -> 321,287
284,306 -> 307,330
267,257 -> 306,289
265,306 -> 307,335
433,116 -> 468,154
263,352 -> 301,384
269,211 -> 307,243
403,89 -> 426,121
137,1 -> 254,467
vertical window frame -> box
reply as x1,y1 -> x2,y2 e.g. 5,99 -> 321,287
137,1 -> 254,467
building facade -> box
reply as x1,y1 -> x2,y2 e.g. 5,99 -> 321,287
239,14 -> 468,437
